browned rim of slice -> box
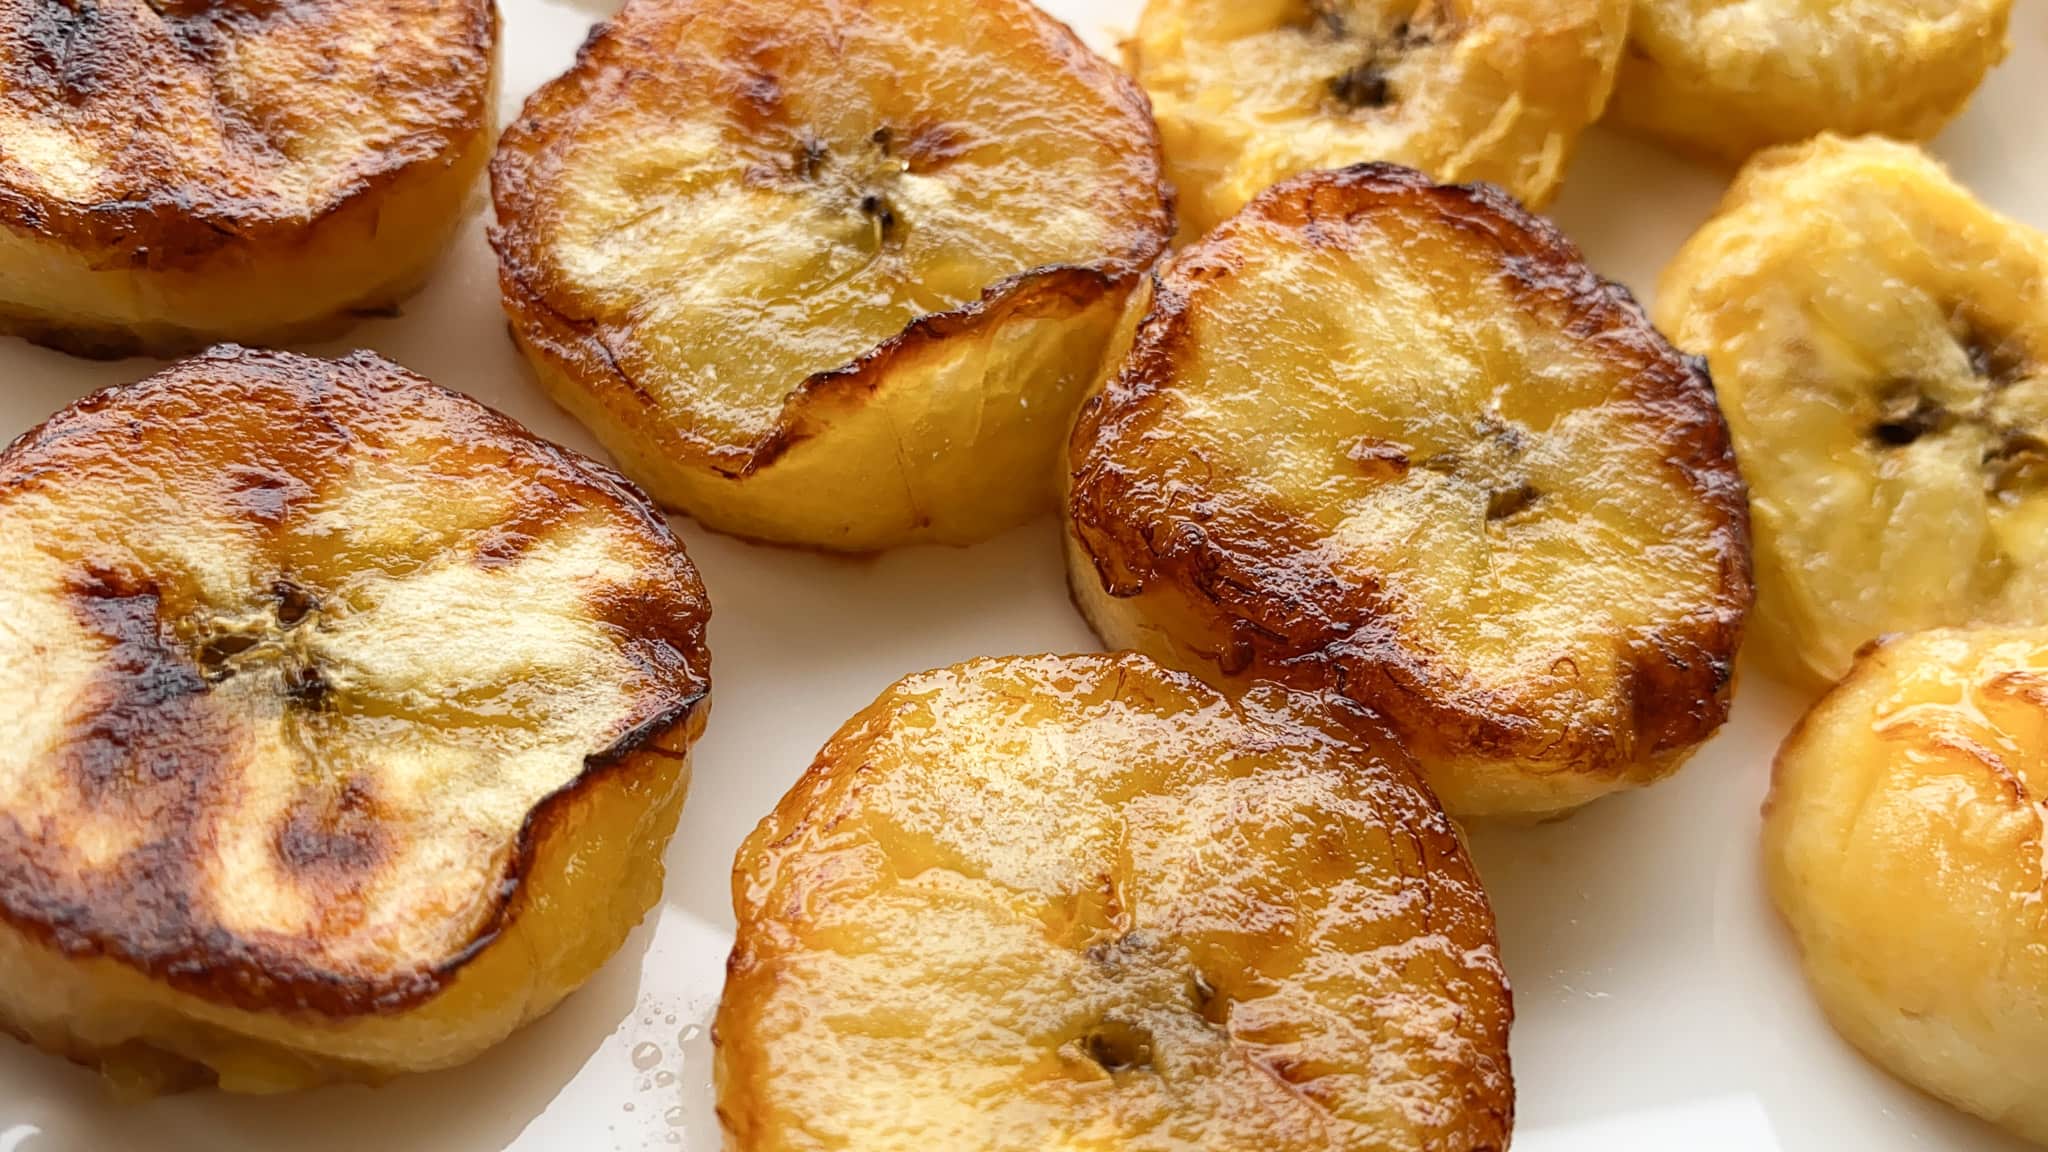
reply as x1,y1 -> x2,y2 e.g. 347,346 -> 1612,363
487,0 -> 1173,477
1069,163 -> 1752,775
0,346 -> 711,1017
0,0 -> 497,270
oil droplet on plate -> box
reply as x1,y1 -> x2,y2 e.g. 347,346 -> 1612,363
665,1106 -> 687,1128
655,1070 -> 676,1087
623,1102 -> 636,1113
665,1013 -> 677,1025
678,1024 -> 703,1045
632,1041 -> 663,1070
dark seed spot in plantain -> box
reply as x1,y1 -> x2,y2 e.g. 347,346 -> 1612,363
1082,1022 -> 1155,1073
1330,62 -> 1392,108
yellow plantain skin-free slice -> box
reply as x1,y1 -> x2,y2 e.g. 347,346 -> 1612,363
491,0 -> 1172,551
0,346 -> 712,1093
1128,0 -> 1629,237
1659,135 -> 2048,688
717,652 -> 1513,1151
1765,626 -> 2048,1145
1609,0 -> 2013,165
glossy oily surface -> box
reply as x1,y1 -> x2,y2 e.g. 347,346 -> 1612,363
717,653 -> 1511,1151
0,0 -> 497,355
1611,0 -> 2012,164
492,0 -> 1170,542
1068,164 -> 1750,819
0,347 -> 711,1090
1658,135 -> 2048,689
1764,627 -> 2048,1144
1129,0 -> 1627,235
0,3 -> 2041,1150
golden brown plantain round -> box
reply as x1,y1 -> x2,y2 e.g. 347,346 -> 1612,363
1764,626 -> 2048,1145
490,0 -> 1172,552
716,652 -> 1512,1151
1609,0 -> 2012,165
0,0 -> 498,359
1127,0 -> 1628,237
1658,135 -> 2048,689
1066,163 -> 1752,820
0,346 -> 712,1093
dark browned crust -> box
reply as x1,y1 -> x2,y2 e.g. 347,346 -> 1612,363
0,0 -> 497,270
486,0 -> 1174,478
1068,163 -> 1753,778
0,345 -> 713,1018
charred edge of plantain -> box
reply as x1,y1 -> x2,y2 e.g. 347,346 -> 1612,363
0,346 -> 713,1019
1068,163 -> 1754,771
486,0 -> 1175,479
0,0 -> 498,269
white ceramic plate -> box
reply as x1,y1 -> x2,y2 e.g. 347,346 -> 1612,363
2,3 -> 2043,1149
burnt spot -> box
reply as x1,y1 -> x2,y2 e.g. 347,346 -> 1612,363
15,0 -> 134,104
59,567 -> 213,794
276,777 -> 385,880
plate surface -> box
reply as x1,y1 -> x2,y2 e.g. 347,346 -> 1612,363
0,2 -> 2042,1149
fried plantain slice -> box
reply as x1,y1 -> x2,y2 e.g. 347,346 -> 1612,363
717,652 -> 1512,1151
1658,135 -> 2048,687
491,0 -> 1172,551
0,346 -> 712,1093
1128,0 -> 1628,236
1067,163 -> 1752,819
0,0 -> 497,358
1765,626 -> 2048,1145
1609,0 -> 2013,165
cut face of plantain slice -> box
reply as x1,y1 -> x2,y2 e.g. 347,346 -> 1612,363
1128,0 -> 1628,236
0,347 -> 712,1093
1067,164 -> 1752,819
716,652 -> 1512,1151
0,0 -> 497,358
1765,627 -> 2048,1145
491,0 -> 1172,551
1610,0 -> 2013,165
1658,135 -> 2048,688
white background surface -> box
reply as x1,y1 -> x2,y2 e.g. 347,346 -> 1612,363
1,2 -> 2043,1149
